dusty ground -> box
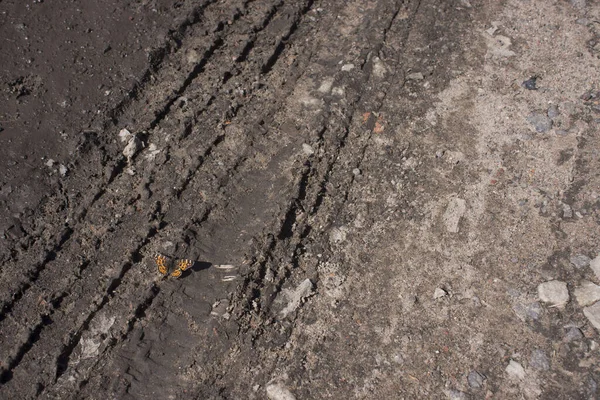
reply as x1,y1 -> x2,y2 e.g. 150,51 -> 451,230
1,0 -> 600,399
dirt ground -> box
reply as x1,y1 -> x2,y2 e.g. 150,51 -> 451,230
1,0 -> 600,398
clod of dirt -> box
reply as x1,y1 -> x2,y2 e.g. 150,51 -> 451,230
537,280 -> 569,308
574,281 -> 600,306
522,76 -> 538,90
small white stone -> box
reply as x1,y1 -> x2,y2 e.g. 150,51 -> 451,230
407,72 -> 424,80
341,64 -> 355,72
302,143 -> 314,155
590,255 -> 600,281
118,128 -> 132,142
266,383 -> 296,400
123,135 -> 143,160
352,168 -> 361,176
45,158 -> 55,167
538,281 -> 569,307
574,281 -> 600,307
318,78 -> 334,93
538,280 -> 569,307
584,302 -> 600,331
434,287 -> 448,299
443,197 -> 466,233
505,360 -> 525,380
58,164 -> 68,176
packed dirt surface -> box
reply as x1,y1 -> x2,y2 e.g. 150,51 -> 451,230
1,0 -> 600,398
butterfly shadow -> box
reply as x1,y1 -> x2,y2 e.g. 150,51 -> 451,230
178,260 -> 212,278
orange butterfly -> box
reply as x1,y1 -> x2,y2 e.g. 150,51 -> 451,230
154,254 -> 193,278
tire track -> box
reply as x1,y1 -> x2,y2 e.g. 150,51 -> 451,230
0,1 -> 318,396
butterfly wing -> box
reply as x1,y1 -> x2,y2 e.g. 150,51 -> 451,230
170,259 -> 193,278
155,254 -> 168,276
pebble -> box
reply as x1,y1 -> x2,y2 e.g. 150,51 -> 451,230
302,143 -> 314,156
564,326 -> 583,342
352,168 -> 361,176
527,112 -> 553,133
547,104 -> 559,119
529,349 -> 550,371
45,158 -> 55,167
341,64 -> 355,72
123,135 -> 143,160
58,164 -> 68,176
407,72 -> 424,81
570,254 -> 591,269
537,280 -> 569,307
506,360 -> 525,380
512,301 -> 542,321
266,383 -> 296,400
467,370 -> 486,388
433,287 -> 448,299
574,281 -> 600,306
118,128 -> 132,142
562,203 -> 573,218
584,302 -> 600,331
522,76 -> 538,90
589,255 -> 600,281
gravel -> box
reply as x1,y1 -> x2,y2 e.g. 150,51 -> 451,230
537,280 -> 569,307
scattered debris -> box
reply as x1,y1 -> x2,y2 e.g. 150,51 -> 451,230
537,280 -> 569,308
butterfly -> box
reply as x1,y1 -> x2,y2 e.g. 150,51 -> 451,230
154,254 -> 193,278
